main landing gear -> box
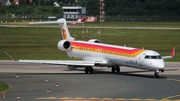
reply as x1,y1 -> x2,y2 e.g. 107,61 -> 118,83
154,70 -> 159,78
85,66 -> 94,74
111,66 -> 120,73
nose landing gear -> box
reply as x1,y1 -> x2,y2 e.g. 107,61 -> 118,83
154,70 -> 159,78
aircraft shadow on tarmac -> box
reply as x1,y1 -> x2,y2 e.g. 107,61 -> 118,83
94,70 -> 167,79
13,68 -> 170,79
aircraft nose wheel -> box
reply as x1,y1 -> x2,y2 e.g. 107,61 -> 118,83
85,66 -> 94,74
154,70 -> 159,78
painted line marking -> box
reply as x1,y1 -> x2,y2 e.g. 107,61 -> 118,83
73,97 -> 86,99
115,98 -> 126,100
88,98 -> 100,99
101,98 -> 112,100
144,99 -> 156,100
59,97 -> 73,99
163,78 -> 180,100
36,97 -> 180,101
129,98 -> 141,100
163,94 -> 180,99
166,78 -> 180,83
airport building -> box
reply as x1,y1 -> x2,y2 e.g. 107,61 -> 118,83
0,0 -> 9,5
62,6 -> 86,19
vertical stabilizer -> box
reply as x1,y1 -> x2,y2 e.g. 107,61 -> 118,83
57,19 -> 74,41
29,18 -> 75,41
29,18 -> 82,57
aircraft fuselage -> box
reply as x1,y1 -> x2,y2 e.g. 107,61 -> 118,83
69,41 -> 165,71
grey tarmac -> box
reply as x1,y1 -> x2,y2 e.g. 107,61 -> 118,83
0,61 -> 180,101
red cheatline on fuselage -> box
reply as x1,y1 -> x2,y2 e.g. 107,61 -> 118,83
71,41 -> 145,56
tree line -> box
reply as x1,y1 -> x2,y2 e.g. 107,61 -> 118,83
0,0 -> 179,16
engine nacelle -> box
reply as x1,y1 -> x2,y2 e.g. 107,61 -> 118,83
57,40 -> 71,51
88,39 -> 101,43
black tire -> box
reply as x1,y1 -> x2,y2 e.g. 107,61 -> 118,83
116,66 -> 120,73
111,66 -> 115,73
156,75 -> 159,78
154,71 -> 159,78
154,74 -> 159,78
89,67 -> 94,74
85,67 -> 89,74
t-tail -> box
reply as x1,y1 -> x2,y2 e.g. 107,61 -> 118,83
29,18 -> 84,57
58,19 -> 75,41
29,18 -> 79,41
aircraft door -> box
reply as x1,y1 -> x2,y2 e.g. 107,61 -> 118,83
137,55 -> 144,67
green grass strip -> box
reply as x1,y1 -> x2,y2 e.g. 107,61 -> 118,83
0,23 -> 179,61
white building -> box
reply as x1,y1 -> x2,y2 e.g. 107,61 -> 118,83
6,0 -> 11,6
62,6 -> 86,19
0,0 -> 8,5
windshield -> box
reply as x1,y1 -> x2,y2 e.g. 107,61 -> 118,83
144,55 -> 162,59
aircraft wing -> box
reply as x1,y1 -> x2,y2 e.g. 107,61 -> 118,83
162,47 -> 175,59
18,60 -> 104,67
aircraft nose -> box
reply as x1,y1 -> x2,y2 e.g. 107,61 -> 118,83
157,60 -> 165,69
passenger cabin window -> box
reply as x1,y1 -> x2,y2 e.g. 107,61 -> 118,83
144,55 -> 162,59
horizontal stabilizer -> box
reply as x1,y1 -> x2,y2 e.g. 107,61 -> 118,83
29,18 -> 84,25
29,21 -> 63,24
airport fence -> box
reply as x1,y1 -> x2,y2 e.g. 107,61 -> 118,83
104,15 -> 180,22
0,14 -> 180,23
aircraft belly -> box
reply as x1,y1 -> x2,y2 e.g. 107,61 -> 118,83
101,54 -> 138,67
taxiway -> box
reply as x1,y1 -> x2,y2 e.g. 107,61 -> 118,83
0,61 -> 179,101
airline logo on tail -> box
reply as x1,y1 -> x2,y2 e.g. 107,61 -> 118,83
62,29 -> 67,39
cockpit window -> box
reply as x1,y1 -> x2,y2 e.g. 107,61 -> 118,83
145,55 -> 151,59
144,55 -> 162,59
157,55 -> 162,59
151,56 -> 157,59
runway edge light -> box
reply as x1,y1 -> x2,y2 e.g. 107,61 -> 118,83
17,96 -> 20,99
47,89 -> 51,93
16,74 -> 19,78
55,84 -> 59,87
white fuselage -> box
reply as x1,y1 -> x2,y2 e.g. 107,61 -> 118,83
69,41 -> 165,71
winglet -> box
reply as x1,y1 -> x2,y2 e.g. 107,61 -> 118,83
162,47 -> 175,59
170,47 -> 175,57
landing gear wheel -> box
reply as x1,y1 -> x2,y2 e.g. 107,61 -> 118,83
115,66 -> 120,73
89,67 -> 94,74
154,70 -> 159,78
111,66 -> 116,73
85,67 -> 89,74
111,66 -> 120,73
85,66 -> 94,74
